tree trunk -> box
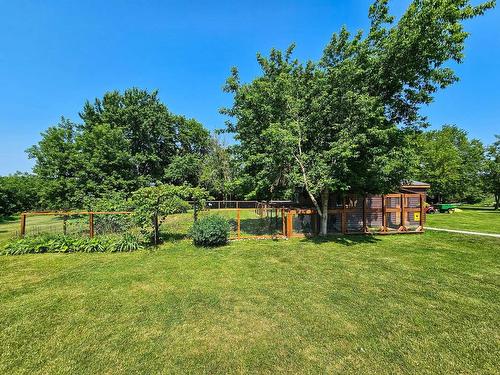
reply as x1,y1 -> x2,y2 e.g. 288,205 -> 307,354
320,189 -> 329,236
495,193 -> 499,210
193,203 -> 199,222
153,213 -> 159,245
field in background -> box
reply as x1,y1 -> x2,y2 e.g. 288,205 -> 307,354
425,207 -> 500,234
0,215 -> 68,245
1,231 -> 499,373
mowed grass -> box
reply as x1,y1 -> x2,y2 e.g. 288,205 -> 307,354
426,207 -> 500,234
1,232 -> 499,374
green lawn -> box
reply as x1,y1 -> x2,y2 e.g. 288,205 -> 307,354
1,232 -> 499,374
426,207 -> 500,234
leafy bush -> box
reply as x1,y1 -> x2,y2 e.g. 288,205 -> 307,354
191,215 -> 230,247
2,233 -> 143,255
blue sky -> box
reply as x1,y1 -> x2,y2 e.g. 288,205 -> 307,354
0,0 -> 498,175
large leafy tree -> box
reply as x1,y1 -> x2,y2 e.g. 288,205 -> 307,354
416,125 -> 485,202
198,138 -> 248,200
79,88 -> 209,181
222,0 -> 494,235
26,118 -> 80,209
28,88 -> 210,208
0,173 -> 43,216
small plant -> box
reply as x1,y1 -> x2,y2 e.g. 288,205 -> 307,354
112,233 -> 143,252
191,215 -> 230,247
2,233 -> 143,255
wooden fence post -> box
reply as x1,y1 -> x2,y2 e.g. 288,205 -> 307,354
362,196 -> 367,233
419,193 -> 424,231
400,194 -> 405,231
341,196 -> 347,234
382,195 -> 387,232
20,213 -> 26,237
89,213 -> 94,238
237,208 -> 241,239
287,212 -> 293,238
282,209 -> 286,237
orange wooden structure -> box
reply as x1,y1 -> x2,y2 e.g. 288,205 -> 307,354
281,193 -> 425,238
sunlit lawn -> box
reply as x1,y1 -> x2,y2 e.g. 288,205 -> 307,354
0,215 -> 89,245
1,231 -> 499,374
425,207 -> 500,234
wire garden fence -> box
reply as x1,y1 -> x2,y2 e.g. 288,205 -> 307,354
17,194 -> 424,241
18,211 -> 134,238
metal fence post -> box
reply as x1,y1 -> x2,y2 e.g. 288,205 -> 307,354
237,208 -> 241,239
89,213 -> 94,238
282,208 -> 285,237
63,215 -> 67,236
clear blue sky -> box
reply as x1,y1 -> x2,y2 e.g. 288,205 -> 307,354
1,0 -> 498,175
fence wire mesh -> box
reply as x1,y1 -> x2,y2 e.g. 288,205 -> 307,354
19,212 -> 135,238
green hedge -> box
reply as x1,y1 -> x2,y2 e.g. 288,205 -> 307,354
191,215 -> 230,247
2,233 -> 143,255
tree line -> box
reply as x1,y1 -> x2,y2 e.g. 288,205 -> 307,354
1,1 -> 498,228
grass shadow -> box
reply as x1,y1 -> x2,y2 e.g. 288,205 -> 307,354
301,233 -> 380,246
159,232 -> 187,242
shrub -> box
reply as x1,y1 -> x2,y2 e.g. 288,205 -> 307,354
112,233 -> 143,252
191,215 -> 230,247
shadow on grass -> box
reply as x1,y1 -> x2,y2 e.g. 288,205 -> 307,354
159,232 -> 187,242
301,234 -> 380,246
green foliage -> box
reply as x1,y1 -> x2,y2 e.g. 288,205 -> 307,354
112,233 -> 144,252
27,88 -> 210,209
26,117 -> 80,209
164,154 -> 202,186
2,233 -> 143,255
191,215 -> 230,247
0,173 -> 43,216
221,0 -> 494,234
415,125 -> 486,202
131,184 -> 209,243
83,192 -> 134,233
